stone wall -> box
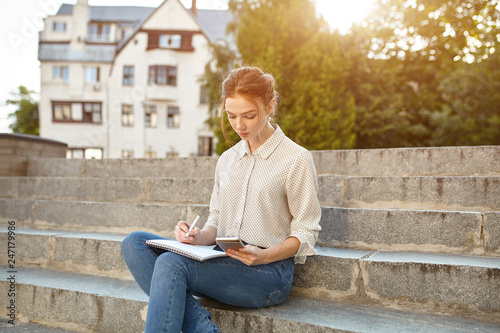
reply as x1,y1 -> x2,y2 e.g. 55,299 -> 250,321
0,133 -> 67,176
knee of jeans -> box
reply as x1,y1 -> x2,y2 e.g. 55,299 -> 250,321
155,252 -> 187,273
121,231 -> 147,253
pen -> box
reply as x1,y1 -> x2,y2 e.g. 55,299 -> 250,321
185,215 -> 200,238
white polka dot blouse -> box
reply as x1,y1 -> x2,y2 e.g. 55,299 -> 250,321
205,125 -> 322,264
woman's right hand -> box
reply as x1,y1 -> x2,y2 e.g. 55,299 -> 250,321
174,221 -> 200,244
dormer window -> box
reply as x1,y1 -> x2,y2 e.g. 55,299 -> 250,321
88,23 -> 111,42
53,21 -> 67,32
145,30 -> 195,52
159,34 -> 181,49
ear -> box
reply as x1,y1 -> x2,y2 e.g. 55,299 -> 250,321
266,98 -> 275,115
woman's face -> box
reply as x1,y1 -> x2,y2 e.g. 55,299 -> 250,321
225,94 -> 274,151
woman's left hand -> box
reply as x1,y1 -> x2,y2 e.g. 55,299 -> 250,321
226,245 -> 269,266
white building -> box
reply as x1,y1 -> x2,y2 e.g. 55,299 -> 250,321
38,0 -> 231,158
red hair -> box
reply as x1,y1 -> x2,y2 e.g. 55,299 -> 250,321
221,67 -> 279,145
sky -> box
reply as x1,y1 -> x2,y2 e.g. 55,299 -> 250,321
0,0 -> 376,132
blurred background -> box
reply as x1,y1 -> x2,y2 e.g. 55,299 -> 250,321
1,0 -> 499,158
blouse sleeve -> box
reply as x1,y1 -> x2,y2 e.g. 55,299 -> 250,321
286,149 -> 322,264
204,157 -> 221,230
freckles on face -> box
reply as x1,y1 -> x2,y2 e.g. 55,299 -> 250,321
225,95 -> 276,151
225,96 -> 261,137
225,96 -> 258,119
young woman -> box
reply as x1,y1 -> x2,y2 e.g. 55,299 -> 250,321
121,66 -> 322,332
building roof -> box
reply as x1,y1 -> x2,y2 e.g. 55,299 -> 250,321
195,9 -> 233,43
41,3 -> 234,62
57,4 -> 156,23
55,4 -> 233,43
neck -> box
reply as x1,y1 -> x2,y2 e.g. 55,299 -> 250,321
248,122 -> 276,153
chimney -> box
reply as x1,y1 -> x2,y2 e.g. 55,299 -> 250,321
70,0 -> 90,50
191,0 -> 197,16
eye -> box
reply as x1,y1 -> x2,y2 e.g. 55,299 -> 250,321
246,115 -> 256,119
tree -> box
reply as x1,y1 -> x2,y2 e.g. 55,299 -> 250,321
207,0 -> 356,152
201,41 -> 241,155
203,0 -> 500,151
6,86 -> 39,136
282,30 -> 356,149
433,52 -> 500,145
363,0 -> 500,63
348,0 -> 500,147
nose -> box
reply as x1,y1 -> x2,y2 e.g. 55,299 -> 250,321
235,118 -> 244,130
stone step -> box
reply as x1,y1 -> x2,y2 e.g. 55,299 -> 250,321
1,176 -> 214,205
3,228 -> 500,319
318,175 -> 500,211
2,175 -> 499,211
312,146 -> 500,176
0,198 -> 209,236
27,156 -> 218,179
2,266 -> 500,332
0,320 -> 78,332
26,146 -> 500,178
2,199 -> 499,256
318,207 -> 500,256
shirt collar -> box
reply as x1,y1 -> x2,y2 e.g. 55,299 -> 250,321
237,125 -> 285,160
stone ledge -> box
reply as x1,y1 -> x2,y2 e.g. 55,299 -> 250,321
0,133 -> 67,147
3,175 -> 499,210
1,200 -> 499,255
24,146 -> 500,178
3,266 -> 500,332
3,229 -> 500,317
0,134 -> 67,176
312,146 -> 500,176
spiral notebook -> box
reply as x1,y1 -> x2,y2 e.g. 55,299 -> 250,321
145,239 -> 227,261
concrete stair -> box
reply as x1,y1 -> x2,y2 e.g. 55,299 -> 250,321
1,146 -> 500,332
2,265 -> 500,333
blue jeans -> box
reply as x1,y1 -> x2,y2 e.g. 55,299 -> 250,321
121,231 -> 295,333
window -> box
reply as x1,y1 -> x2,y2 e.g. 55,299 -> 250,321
85,148 -> 103,159
122,150 -> 134,158
146,31 -> 195,51
200,85 -> 209,104
121,28 -> 133,40
67,148 -> 84,159
53,66 -> 69,82
166,151 -> 179,158
67,148 -> 103,159
88,23 -> 111,42
53,21 -> 67,32
145,151 -> 157,158
52,101 -> 102,124
159,34 -> 181,48
122,104 -> 134,127
83,103 -> 102,123
123,66 -> 134,86
198,137 -> 213,156
84,66 -> 100,83
167,106 -> 180,128
145,105 -> 157,128
53,103 -> 71,121
148,66 -> 177,86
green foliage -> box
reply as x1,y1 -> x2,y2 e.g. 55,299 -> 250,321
282,30 -> 356,149
203,0 -> 500,152
433,53 -> 500,145
364,0 -> 500,63
6,86 -> 39,136
200,41 -> 241,154
348,0 -> 500,147
205,0 -> 357,153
